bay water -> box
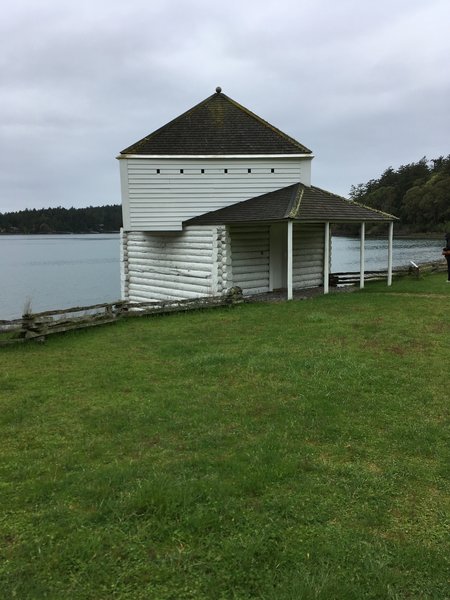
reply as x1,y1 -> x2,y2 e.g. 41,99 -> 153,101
0,233 -> 444,320
1,234 -> 120,320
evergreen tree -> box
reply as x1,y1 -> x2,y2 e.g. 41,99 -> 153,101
349,155 -> 450,233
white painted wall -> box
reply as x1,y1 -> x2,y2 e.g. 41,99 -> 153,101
120,157 -> 312,231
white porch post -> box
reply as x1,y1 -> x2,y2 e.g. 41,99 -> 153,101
360,222 -> 365,289
387,221 -> 393,286
287,220 -> 293,300
323,222 -> 330,294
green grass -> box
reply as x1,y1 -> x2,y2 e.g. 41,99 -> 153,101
1,273 -> 449,599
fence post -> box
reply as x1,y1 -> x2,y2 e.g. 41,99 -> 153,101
20,312 -> 45,341
226,286 -> 244,305
409,261 -> 420,278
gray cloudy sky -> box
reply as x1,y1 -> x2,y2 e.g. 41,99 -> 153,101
1,0 -> 450,213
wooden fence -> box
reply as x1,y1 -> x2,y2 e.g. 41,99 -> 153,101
0,287 -> 244,346
1,260 -> 446,345
331,259 -> 447,286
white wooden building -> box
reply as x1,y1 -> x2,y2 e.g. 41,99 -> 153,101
118,88 -> 396,302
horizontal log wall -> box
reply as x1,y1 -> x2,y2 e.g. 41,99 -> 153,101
293,224 -> 325,289
230,225 -> 270,295
123,157 -> 311,231
121,226 -> 231,303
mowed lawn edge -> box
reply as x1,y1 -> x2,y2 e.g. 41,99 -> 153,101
1,274 -> 449,599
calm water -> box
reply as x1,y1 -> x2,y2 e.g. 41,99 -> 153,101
0,234 -> 121,320
0,234 -> 444,319
331,236 -> 444,272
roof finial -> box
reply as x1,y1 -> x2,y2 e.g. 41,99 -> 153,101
215,86 -> 222,94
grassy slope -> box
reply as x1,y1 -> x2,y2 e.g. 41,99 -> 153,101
0,274 -> 449,599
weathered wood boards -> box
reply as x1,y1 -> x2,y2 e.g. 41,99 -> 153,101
0,289 -> 244,346
332,259 -> 446,286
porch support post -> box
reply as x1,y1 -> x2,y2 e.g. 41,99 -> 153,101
323,222 -> 330,294
287,220 -> 293,300
387,221 -> 393,286
360,222 -> 365,289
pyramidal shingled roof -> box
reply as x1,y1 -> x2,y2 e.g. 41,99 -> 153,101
121,88 -> 312,156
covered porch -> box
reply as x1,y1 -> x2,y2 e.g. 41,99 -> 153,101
185,182 -> 398,300
265,218 -> 395,299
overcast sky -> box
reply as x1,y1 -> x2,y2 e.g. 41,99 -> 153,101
1,0 -> 449,213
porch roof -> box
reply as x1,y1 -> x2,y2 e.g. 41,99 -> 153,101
184,182 -> 398,226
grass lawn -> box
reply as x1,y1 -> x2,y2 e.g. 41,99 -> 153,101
0,274 -> 449,599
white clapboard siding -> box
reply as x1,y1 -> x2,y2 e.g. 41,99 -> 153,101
122,157 -> 312,231
121,226 -> 232,302
230,225 -> 270,294
292,224 -> 324,289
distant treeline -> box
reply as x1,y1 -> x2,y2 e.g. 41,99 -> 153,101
0,205 -> 122,234
345,155 -> 450,235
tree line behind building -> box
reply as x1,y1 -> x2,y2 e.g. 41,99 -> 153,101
1,155 -> 449,234
344,154 -> 450,235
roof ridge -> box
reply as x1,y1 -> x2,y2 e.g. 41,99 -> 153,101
221,94 -> 312,154
310,185 -> 398,220
121,92 -> 218,154
310,184 -> 346,199
286,183 -> 304,218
